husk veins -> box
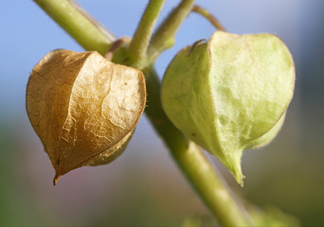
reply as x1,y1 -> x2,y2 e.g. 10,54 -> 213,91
26,50 -> 146,185
161,31 -> 295,185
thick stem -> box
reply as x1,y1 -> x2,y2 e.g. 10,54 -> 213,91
33,0 -> 116,56
192,5 -> 226,31
143,67 -> 253,227
34,1 -> 254,226
147,0 -> 196,62
129,0 -> 166,67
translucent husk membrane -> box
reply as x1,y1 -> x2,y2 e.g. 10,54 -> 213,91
26,50 -> 146,185
161,31 -> 295,185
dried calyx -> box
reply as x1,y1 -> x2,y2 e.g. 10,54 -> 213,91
26,50 -> 146,185
161,31 -> 295,185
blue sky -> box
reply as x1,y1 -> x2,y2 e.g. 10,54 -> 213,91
0,0 -> 303,118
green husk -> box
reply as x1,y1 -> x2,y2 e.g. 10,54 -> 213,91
161,31 -> 295,185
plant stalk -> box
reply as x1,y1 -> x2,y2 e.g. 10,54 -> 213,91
33,1 -> 253,226
143,67 -> 253,227
33,0 -> 116,56
192,5 -> 226,31
147,0 -> 196,62
128,0 -> 166,67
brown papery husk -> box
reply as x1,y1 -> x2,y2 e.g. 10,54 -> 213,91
26,50 -> 146,185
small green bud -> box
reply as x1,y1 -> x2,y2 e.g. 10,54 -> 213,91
161,31 -> 295,185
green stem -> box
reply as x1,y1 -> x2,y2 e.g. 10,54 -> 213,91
192,5 -> 226,31
129,0 -> 166,67
147,0 -> 196,62
33,0 -> 116,56
34,1 -> 254,226
143,67 -> 253,227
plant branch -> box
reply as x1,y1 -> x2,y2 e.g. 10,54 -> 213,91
33,0 -> 116,56
143,66 -> 253,227
129,0 -> 166,67
147,0 -> 196,62
192,5 -> 226,31
34,1 -> 254,226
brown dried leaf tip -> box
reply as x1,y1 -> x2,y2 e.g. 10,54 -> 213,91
26,50 -> 146,185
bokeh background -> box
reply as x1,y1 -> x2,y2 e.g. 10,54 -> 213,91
1,0 -> 323,226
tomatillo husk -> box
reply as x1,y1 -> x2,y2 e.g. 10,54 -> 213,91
161,31 -> 295,185
26,50 -> 146,185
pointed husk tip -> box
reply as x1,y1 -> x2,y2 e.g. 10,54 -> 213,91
235,172 -> 245,187
226,151 -> 245,186
53,173 -> 62,186
226,152 -> 245,186
234,166 -> 245,187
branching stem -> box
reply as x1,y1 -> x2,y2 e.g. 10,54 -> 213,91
192,5 -> 226,31
33,1 -> 254,226
128,0 -> 166,67
143,67 -> 253,226
33,0 -> 116,56
147,0 -> 196,63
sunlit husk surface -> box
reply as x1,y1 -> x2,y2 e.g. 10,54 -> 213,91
26,50 -> 146,185
162,31 -> 295,185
